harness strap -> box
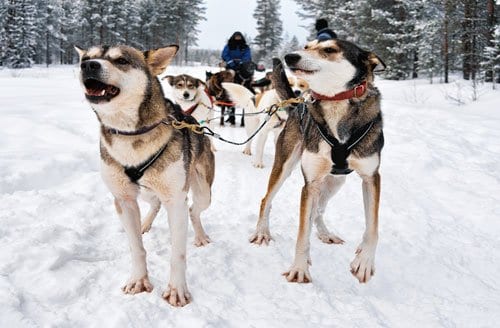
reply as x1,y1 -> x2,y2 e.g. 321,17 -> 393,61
273,112 -> 286,129
314,113 -> 380,175
124,140 -> 170,183
183,103 -> 199,116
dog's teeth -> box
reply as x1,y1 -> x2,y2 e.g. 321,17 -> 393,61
100,90 -> 106,96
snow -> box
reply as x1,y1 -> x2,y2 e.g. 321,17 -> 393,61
1,65 -> 499,327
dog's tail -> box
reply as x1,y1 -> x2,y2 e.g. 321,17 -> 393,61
222,82 -> 256,114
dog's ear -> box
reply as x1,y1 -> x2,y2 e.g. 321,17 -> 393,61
272,58 -> 295,100
196,78 -> 207,88
74,45 -> 86,60
162,75 -> 174,85
205,71 -> 213,80
368,53 -> 386,73
144,45 -> 178,76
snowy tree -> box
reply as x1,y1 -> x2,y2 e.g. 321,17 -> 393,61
280,34 -> 300,58
253,0 -> 283,64
35,0 -> 65,66
0,0 -> 7,66
481,24 -> 500,87
3,0 -> 38,68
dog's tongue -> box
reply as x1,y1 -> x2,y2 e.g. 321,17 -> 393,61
86,85 -> 119,97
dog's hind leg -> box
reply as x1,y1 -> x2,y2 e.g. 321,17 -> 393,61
140,191 -> 161,234
189,174 -> 212,247
252,123 -> 272,168
243,115 -> 259,155
250,133 -> 301,245
314,175 -> 346,244
220,106 -> 225,126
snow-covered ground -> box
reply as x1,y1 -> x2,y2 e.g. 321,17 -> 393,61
1,65 -> 499,327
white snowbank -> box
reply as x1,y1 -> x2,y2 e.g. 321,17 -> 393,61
0,65 -> 499,327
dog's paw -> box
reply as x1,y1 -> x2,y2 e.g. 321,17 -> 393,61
317,232 -> 345,245
249,228 -> 272,245
122,276 -> 153,294
243,149 -> 252,156
350,243 -> 376,283
162,284 -> 192,307
141,223 -> 152,234
193,233 -> 211,247
253,162 -> 264,168
283,264 -> 312,283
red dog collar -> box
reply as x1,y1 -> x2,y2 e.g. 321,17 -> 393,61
311,81 -> 367,101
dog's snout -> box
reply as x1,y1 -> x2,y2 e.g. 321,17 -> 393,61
183,92 -> 190,99
284,53 -> 301,66
80,60 -> 101,72
294,89 -> 302,97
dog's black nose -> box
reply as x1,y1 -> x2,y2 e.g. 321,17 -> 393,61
183,92 -> 190,99
80,60 -> 101,71
294,90 -> 302,97
284,53 -> 301,66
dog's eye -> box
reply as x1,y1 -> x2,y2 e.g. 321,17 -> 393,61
176,83 -> 184,88
187,84 -> 195,89
115,58 -> 129,65
323,47 -> 338,54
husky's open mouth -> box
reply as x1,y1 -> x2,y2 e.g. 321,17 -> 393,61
84,79 -> 120,103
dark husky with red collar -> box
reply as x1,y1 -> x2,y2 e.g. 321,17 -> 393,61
75,45 -> 214,306
251,37 -> 386,284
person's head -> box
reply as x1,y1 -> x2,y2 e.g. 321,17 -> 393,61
228,32 -> 247,49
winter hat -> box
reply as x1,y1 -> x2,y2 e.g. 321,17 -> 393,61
315,18 -> 337,41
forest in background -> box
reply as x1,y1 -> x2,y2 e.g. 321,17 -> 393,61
0,0 -> 499,84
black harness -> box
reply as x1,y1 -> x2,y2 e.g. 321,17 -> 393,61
99,101 -> 190,184
296,103 -> 380,175
123,140 -> 170,183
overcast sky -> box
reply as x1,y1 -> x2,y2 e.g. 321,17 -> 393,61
195,0 -> 313,50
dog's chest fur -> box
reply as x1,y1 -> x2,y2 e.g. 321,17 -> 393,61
294,89 -> 383,160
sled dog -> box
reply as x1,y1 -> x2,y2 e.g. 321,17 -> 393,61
251,37 -> 386,285
76,44 -> 214,306
223,76 -> 309,167
162,74 -> 214,129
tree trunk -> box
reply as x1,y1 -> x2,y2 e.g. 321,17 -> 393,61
444,0 -> 449,83
485,0 -> 496,82
462,0 -> 472,80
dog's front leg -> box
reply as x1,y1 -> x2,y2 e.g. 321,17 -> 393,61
114,197 -> 153,294
162,194 -> 191,307
283,180 -> 320,283
350,171 -> 381,283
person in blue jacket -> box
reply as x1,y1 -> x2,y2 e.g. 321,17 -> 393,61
221,31 -> 255,126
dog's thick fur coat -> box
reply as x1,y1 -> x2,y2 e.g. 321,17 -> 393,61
251,38 -> 385,284
76,45 -> 214,306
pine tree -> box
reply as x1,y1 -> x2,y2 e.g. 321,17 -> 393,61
482,24 -> 500,87
0,0 -> 7,66
3,0 -> 38,68
253,0 -> 283,64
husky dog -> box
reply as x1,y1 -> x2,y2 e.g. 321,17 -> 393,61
205,70 -> 236,126
75,44 -> 214,306
251,37 -> 385,285
222,76 -> 309,167
162,74 -> 214,128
